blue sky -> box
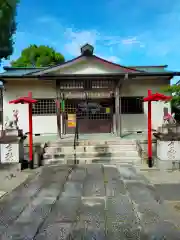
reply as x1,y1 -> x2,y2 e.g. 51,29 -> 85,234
1,0 -> 180,83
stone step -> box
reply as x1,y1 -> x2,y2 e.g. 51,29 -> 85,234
43,156 -> 141,164
45,144 -> 137,154
44,150 -> 139,159
49,139 -> 137,147
43,159 -> 65,165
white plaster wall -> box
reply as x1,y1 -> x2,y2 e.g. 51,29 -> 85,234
3,80 -> 57,135
55,59 -> 122,74
74,66 -> 106,74
121,79 -> 171,133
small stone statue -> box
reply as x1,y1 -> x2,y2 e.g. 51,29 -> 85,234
163,112 -> 176,125
4,109 -> 19,130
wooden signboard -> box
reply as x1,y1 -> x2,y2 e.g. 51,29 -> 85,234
67,114 -> 76,128
64,91 -> 112,99
106,107 -> 111,114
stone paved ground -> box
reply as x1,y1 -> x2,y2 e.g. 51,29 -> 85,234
0,164 -> 40,199
137,167 -> 180,220
0,164 -> 180,239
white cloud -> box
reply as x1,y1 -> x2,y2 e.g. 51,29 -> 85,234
121,37 -> 140,45
98,54 -> 121,63
29,16 -> 148,61
63,29 -> 122,63
64,28 -> 99,56
104,0 -> 180,66
3,2 -> 180,74
137,2 -> 180,58
2,15 -> 145,68
63,28 -> 144,59
106,55 -> 121,63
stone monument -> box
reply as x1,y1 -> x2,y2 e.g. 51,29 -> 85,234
154,109 -> 180,170
0,110 -> 24,164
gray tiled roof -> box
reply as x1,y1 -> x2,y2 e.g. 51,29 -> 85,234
0,69 -> 37,76
135,67 -> 168,73
0,68 -> 46,76
0,65 -> 171,77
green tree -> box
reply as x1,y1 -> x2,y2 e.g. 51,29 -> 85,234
0,0 -> 18,60
163,84 -> 180,122
11,45 -> 65,67
163,84 -> 180,107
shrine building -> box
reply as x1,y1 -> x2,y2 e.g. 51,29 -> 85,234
0,43 -> 179,137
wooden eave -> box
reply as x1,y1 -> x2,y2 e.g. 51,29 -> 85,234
1,71 -> 180,83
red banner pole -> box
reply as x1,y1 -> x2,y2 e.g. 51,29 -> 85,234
28,92 -> 33,168
148,90 -> 153,168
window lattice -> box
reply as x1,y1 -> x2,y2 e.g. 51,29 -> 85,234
32,99 -> 56,115
60,80 -> 83,89
92,80 -> 113,89
121,97 -> 143,114
60,80 -> 114,89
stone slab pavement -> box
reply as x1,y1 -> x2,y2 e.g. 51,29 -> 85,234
0,163 -> 180,239
136,166 -> 180,218
0,164 -> 41,199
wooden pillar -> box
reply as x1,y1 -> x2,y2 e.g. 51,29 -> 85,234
56,81 -> 61,138
61,93 -> 66,135
119,95 -> 122,137
115,85 -> 120,136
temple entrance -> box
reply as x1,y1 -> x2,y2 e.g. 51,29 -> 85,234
64,98 -> 114,134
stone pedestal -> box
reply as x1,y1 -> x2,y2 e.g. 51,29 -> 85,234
157,140 -> 180,161
157,140 -> 180,170
154,124 -> 180,170
1,143 -> 20,163
0,129 -> 24,164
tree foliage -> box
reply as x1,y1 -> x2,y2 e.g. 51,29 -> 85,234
0,0 -> 18,60
11,45 -> 65,67
163,84 -> 180,108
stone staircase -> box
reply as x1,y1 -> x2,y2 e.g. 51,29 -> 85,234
43,137 -> 141,165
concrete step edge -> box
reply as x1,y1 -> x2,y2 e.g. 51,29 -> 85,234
43,160 -> 65,165
43,152 -> 139,157
48,140 -> 136,145
43,156 -> 141,161
45,149 -> 137,154
49,141 -> 137,146
44,155 -> 139,159
44,153 -> 139,157
47,145 -> 137,150
46,145 -> 137,149
43,159 -> 138,164
44,149 -> 138,153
